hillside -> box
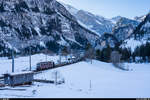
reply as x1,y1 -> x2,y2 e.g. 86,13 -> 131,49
121,13 -> 150,52
63,4 -> 115,35
0,0 -> 100,56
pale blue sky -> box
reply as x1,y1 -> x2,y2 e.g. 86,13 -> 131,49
57,0 -> 150,19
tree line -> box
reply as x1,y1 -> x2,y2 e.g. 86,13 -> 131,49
95,42 -> 150,63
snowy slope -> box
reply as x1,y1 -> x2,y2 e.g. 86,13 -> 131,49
77,20 -> 101,37
60,3 -> 79,15
120,38 -> 150,52
0,54 -> 150,98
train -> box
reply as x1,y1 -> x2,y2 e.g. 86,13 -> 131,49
36,57 -> 84,71
36,61 -> 55,71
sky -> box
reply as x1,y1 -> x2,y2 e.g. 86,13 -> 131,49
57,0 -> 150,19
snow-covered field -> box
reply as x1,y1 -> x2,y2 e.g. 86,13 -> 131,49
0,54 -> 150,98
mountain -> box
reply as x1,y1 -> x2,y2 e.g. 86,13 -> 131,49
111,16 -> 122,24
134,13 -> 150,40
0,0 -> 100,56
62,3 -> 78,16
63,3 -> 141,48
97,17 -> 140,50
96,33 -> 119,50
112,17 -> 140,42
134,15 -> 146,22
76,10 -> 115,35
120,13 -> 150,52
63,4 -> 115,36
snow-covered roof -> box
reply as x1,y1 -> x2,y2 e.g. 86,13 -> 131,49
4,71 -> 34,76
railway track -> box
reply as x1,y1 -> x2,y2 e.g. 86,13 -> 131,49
33,79 -> 54,84
33,59 -> 83,73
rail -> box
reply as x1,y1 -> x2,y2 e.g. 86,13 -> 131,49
33,79 -> 64,84
33,57 -> 84,73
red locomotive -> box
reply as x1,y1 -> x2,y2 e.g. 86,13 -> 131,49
36,61 -> 55,71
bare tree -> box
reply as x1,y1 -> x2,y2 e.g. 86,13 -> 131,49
62,46 -> 69,61
84,44 -> 95,64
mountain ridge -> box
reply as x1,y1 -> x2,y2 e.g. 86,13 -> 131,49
0,0 -> 100,56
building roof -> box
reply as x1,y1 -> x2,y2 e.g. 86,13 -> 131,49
4,71 -> 34,76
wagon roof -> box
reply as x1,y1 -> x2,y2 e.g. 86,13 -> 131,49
37,61 -> 54,64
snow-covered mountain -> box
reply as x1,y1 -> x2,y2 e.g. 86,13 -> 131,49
63,3 -> 142,48
62,3 -> 78,16
112,17 -> 139,42
134,15 -> 146,22
96,17 -> 139,49
134,13 -> 150,39
0,0 -> 100,56
76,10 -> 115,35
63,4 -> 115,36
121,13 -> 150,52
111,16 -> 122,24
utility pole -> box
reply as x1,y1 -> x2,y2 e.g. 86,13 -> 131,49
29,42 -> 31,71
55,71 -> 58,85
59,48 -> 61,64
46,48 -> 48,62
12,49 -> 14,73
89,80 -> 92,91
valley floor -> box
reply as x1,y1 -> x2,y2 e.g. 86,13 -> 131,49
0,54 -> 150,98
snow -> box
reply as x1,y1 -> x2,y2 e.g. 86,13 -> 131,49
142,21 -> 150,29
0,54 -> 150,98
0,57 -> 8,60
120,38 -> 148,52
4,41 -> 19,53
34,27 -> 42,37
65,38 -> 82,47
39,41 -> 46,47
5,42 -> 12,49
7,71 -> 33,76
111,20 -> 117,24
77,20 -> 101,37
96,20 -> 102,25
62,3 -> 79,15
57,36 -> 69,46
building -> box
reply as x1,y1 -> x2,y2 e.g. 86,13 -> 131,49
3,71 -> 34,86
